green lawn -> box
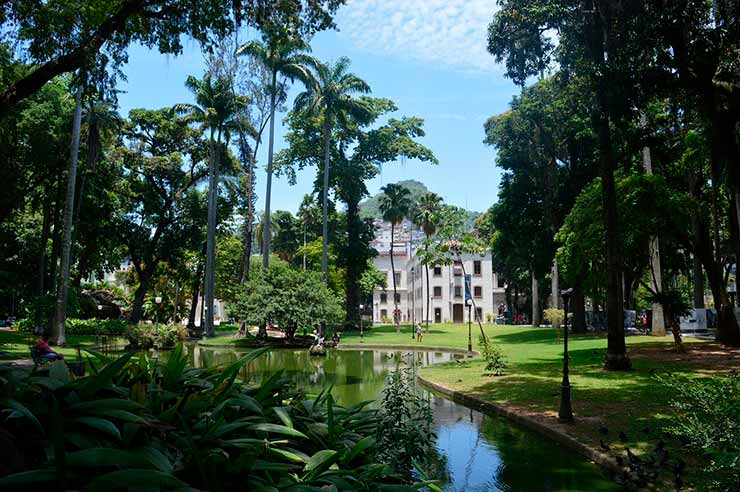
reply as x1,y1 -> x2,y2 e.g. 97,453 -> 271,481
0,329 -> 125,361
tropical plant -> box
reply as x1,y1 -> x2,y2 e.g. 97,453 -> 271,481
176,74 -> 247,337
543,308 -> 564,329
413,192 -> 442,333
479,336 -> 507,376
0,345 -> 432,491
378,184 -> 412,333
237,33 -> 314,269
126,323 -> 189,350
294,57 -> 373,281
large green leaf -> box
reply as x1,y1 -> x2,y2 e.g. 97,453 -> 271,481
270,447 -> 306,463
304,449 -> 338,473
87,469 -> 186,492
77,351 -> 135,398
344,436 -> 375,463
0,398 -> 44,434
250,423 -> 308,439
273,407 -> 293,428
69,398 -> 143,413
71,417 -> 121,440
0,469 -> 57,487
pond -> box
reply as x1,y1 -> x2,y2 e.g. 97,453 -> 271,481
187,345 -> 623,492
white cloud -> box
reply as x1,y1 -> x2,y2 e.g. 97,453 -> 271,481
336,0 -> 499,73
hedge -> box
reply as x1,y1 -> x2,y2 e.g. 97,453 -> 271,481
15,318 -> 129,336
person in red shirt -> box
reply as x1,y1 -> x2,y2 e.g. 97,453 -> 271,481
34,334 -> 64,361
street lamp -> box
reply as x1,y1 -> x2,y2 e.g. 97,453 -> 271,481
359,304 -> 364,343
559,288 -> 574,423
411,266 -> 416,339
154,295 -> 162,324
466,298 -> 473,353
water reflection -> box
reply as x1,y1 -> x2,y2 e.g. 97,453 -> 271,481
186,346 -> 621,492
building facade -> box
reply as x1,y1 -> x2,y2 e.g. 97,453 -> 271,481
372,246 -> 506,325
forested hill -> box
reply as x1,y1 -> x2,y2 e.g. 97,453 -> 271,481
359,179 -> 480,228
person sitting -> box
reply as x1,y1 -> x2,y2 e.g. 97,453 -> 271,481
34,334 -> 64,361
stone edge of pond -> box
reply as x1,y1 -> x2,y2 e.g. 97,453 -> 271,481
416,375 -> 627,481
338,343 -> 479,356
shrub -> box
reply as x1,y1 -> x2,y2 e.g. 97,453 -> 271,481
126,323 -> 188,349
543,308 -> 565,329
376,369 -> 435,480
661,374 -> 740,492
479,335 -> 506,376
485,312 -> 494,323
15,317 -> 128,336
0,346 -> 420,490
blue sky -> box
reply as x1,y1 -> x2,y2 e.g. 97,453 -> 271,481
117,0 -> 517,214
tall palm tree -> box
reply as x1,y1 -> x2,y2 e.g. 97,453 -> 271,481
52,81 -> 83,346
413,192 -> 442,333
379,183 -> 412,333
176,74 -> 246,337
237,34 -> 313,269
294,57 -> 373,281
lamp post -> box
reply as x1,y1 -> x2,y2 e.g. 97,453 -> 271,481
559,288 -> 574,423
154,296 -> 162,324
359,304 -> 364,343
466,298 -> 473,353
411,266 -> 416,339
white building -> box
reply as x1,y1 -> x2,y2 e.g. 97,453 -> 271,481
372,246 -> 506,324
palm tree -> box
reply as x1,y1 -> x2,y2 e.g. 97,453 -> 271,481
52,81 -> 84,346
237,34 -> 313,269
176,74 -> 246,337
379,183 -> 412,333
413,192 -> 443,333
294,57 -> 373,281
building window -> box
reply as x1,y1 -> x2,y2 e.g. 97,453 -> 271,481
453,262 -> 463,277
394,272 -> 402,285
380,309 -> 388,319
380,293 -> 387,304
454,286 -> 462,298
433,286 -> 442,298
475,307 -> 483,322
473,260 -> 482,276
394,293 -> 401,304
474,286 -> 483,298
433,266 -> 442,276
497,274 -> 506,288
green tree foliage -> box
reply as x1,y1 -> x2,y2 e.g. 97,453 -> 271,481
230,261 -> 344,337
0,0 -> 345,111
379,183 -> 412,332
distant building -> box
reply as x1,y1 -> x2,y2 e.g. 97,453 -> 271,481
370,224 -> 506,324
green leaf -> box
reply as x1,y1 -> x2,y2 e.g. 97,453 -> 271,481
273,407 -> 293,428
0,398 -> 44,434
87,469 -> 186,492
72,417 -> 121,440
345,436 -> 375,463
0,469 -> 57,486
69,398 -> 143,412
270,447 -> 306,463
48,360 -> 70,383
304,449 -> 338,472
250,423 -> 308,439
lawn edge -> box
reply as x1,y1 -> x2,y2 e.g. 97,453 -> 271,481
339,343 -> 479,356
416,374 -> 625,479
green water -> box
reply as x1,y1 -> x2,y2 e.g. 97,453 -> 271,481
187,346 -> 623,492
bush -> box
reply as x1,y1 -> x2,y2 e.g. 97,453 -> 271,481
0,346 -> 420,490
479,335 -> 506,376
376,369 -> 435,480
126,323 -> 188,349
543,308 -> 565,329
662,374 -> 740,492
15,317 -> 128,336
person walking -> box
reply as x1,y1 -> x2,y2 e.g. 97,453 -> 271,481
416,323 -> 423,343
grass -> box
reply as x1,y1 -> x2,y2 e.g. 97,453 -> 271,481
0,329 -> 125,361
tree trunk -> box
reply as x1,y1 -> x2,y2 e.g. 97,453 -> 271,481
551,257 -> 559,309
129,271 -> 150,323
344,199 -> 362,326
571,285 -> 587,333
239,132 -> 256,284
321,114 -> 331,282
203,130 -> 219,337
188,259 -> 203,330
390,222 -> 399,333
425,263 -> 430,333
531,272 -> 541,327
48,176 -> 64,300
262,75 -> 277,269
35,190 -> 52,330
52,83 -> 83,345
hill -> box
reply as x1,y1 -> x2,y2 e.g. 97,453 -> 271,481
359,180 -> 479,229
